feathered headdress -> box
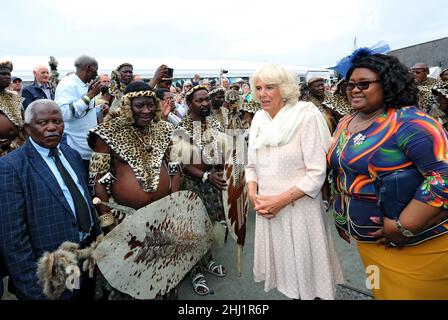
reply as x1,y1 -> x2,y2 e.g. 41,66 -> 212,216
334,41 -> 391,78
0,61 -> 13,71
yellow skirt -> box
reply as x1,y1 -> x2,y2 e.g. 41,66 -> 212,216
357,234 -> 448,300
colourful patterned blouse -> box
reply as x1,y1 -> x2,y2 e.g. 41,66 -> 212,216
327,106 -> 448,245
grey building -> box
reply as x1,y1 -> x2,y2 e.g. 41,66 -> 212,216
389,37 -> 448,69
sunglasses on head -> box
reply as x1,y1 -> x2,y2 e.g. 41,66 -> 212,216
346,80 -> 380,92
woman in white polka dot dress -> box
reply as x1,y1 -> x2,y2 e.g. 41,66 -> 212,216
245,64 -> 344,300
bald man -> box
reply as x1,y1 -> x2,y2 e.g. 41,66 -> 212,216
55,55 -> 101,171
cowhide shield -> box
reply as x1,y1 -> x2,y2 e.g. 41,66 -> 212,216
94,190 -> 212,299
222,131 -> 248,246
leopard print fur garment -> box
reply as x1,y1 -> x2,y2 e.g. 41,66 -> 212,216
0,90 -> 24,128
89,118 -> 174,192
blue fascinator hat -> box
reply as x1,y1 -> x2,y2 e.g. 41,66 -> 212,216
334,41 -> 391,78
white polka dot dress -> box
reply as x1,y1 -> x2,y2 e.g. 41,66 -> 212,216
245,111 -> 344,300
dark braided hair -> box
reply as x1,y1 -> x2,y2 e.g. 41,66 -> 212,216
346,53 -> 418,108
116,62 -> 133,71
155,88 -> 170,100
124,81 -> 151,94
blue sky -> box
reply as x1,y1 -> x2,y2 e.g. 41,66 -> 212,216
2,0 -> 446,68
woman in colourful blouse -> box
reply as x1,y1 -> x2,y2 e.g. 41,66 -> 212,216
328,52 -> 448,299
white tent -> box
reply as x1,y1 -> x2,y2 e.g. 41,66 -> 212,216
1,55 -> 333,84
429,66 -> 441,79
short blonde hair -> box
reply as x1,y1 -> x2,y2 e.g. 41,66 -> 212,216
250,64 -> 299,105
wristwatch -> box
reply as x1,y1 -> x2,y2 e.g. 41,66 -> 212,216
395,220 -> 415,237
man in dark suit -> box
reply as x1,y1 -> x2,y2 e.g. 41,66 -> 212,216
21,65 -> 55,110
0,253 -> 8,300
0,257 -> 4,299
0,99 -> 99,300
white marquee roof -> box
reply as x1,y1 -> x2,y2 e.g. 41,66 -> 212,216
1,55 -> 333,82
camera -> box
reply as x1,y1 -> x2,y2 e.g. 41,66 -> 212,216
162,67 -> 174,81
222,69 -> 228,74
100,86 -> 109,95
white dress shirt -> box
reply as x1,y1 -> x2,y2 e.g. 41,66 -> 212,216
55,73 -> 98,160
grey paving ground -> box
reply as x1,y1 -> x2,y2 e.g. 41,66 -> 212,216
177,208 -> 372,300
1,208 -> 372,300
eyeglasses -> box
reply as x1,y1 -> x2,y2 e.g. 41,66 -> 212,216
346,80 -> 380,92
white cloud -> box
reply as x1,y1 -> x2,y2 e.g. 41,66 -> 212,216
2,0 -> 446,68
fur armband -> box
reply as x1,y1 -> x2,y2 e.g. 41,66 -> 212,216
89,152 -> 111,174
98,212 -> 115,229
89,153 -> 113,195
